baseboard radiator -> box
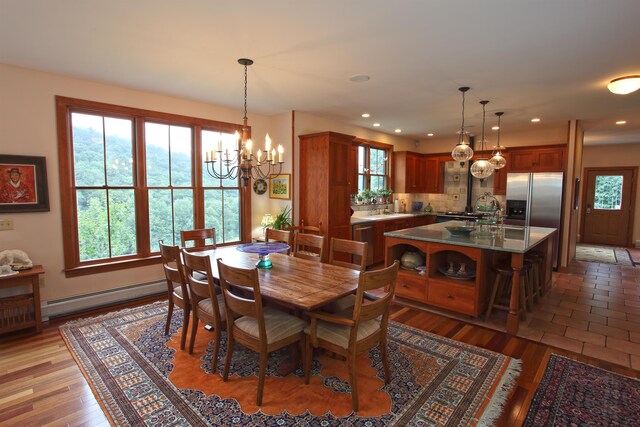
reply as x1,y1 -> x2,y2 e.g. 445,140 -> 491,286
42,280 -> 166,320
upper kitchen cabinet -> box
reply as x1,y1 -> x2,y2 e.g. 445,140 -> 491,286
508,145 -> 566,172
492,152 -> 509,195
299,131 -> 356,243
393,151 -> 425,193
424,155 -> 446,194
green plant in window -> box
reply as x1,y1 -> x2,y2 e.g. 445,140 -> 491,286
378,188 -> 393,203
272,205 -> 292,230
360,189 -> 375,204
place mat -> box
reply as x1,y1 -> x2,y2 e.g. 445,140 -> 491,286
60,302 -> 521,426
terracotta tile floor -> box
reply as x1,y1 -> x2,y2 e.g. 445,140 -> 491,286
518,257 -> 640,369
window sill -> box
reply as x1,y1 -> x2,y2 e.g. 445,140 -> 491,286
64,256 -> 162,278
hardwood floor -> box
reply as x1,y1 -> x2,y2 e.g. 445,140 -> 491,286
1,295 -> 638,426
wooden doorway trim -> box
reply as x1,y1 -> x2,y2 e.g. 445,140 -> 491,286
580,166 -> 637,247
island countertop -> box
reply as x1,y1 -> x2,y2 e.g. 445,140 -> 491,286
384,220 -> 556,254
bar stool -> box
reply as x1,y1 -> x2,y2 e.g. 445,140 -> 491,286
524,253 -> 544,302
485,262 -> 533,321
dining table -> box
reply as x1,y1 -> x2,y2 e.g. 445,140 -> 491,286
191,245 -> 361,311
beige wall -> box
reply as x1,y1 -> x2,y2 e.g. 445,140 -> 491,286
0,64 -> 282,302
580,142 -> 640,246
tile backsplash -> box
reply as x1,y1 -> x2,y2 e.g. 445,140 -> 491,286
394,161 -> 505,213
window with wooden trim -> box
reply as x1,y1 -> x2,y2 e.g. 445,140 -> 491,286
57,97 -> 248,276
356,143 -> 390,192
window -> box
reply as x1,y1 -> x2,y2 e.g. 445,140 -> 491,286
57,97 -> 247,276
594,175 -> 623,210
356,142 -> 390,193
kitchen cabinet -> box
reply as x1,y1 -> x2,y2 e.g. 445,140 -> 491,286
367,215 -> 436,265
508,146 -> 565,172
393,151 -> 424,193
300,131 -> 356,254
492,153 -> 508,195
424,155 -> 446,194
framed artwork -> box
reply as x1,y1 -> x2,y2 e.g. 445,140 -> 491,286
269,174 -> 290,200
0,155 -> 50,212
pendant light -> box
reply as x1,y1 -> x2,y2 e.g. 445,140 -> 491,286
489,112 -> 507,170
470,100 -> 494,180
451,86 -> 474,166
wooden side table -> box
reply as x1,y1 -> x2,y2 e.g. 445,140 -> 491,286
0,265 -> 44,334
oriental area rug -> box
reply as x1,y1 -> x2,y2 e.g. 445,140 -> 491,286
60,302 -> 521,426
523,354 -> 640,427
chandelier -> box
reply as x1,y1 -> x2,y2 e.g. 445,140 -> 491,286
451,86 -> 474,166
470,100 -> 494,180
203,58 -> 284,187
489,112 -> 507,169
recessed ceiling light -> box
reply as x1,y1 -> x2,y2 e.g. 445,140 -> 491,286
427,133 -> 434,137
394,129 -> 402,133
373,123 -> 381,127
492,126 -> 500,130
362,113 -> 370,118
349,74 -> 370,83
531,118 -> 541,123
616,120 -> 627,125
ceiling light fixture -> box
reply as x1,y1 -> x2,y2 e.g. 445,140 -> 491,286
451,86 -> 474,166
489,112 -> 507,170
203,58 -> 284,187
427,133 -> 434,137
373,123 -> 381,127
608,75 -> 640,95
616,120 -> 627,125
362,113 -> 370,118
470,100 -> 494,180
394,129 -> 402,133
531,118 -> 541,123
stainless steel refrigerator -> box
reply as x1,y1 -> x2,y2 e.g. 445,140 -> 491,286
505,172 -> 564,268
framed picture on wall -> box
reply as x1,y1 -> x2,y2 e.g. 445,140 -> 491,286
0,155 -> 50,212
269,174 -> 290,200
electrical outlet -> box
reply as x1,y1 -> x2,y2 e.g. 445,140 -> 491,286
0,218 -> 14,231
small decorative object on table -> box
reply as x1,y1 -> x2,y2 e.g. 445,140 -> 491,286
438,263 -> 476,280
445,225 -> 475,236
236,242 -> 290,269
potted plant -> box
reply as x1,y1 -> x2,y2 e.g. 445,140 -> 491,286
378,188 -> 393,204
360,189 -> 373,205
271,205 -> 292,230
354,193 -> 364,205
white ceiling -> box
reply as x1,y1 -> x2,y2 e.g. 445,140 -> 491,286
1,0 -> 639,145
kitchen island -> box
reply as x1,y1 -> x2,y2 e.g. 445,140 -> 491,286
384,221 -> 556,334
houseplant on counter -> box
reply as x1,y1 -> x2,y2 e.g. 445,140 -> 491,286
360,189 -> 376,205
378,188 -> 393,204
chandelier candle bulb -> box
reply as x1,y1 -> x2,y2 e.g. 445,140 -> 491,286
271,148 -> 276,164
278,145 -> 284,163
246,139 -> 252,156
257,150 -> 262,162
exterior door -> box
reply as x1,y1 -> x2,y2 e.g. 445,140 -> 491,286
582,167 -> 636,246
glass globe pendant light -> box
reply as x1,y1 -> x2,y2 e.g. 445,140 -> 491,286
489,111 -> 507,169
451,86 -> 474,166
470,100 -> 494,180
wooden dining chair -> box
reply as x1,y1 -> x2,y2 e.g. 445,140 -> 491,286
217,259 -> 308,406
304,260 -> 399,412
180,228 -> 216,252
323,238 -> 369,313
159,241 -> 190,350
182,249 -> 227,373
265,228 -> 292,255
292,233 -> 326,262
283,219 -> 322,236
329,238 -> 368,271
